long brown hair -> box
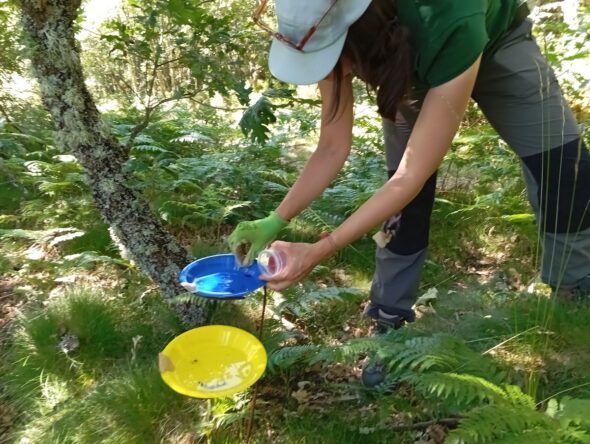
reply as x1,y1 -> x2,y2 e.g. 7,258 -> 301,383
330,0 -> 411,121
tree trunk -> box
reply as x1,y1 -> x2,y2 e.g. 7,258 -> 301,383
18,0 -> 205,323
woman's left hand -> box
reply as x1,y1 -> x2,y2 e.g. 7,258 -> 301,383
262,238 -> 334,291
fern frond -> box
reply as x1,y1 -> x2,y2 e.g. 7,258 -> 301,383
166,293 -> 215,308
277,287 -> 364,319
62,252 -> 129,269
383,334 -> 504,383
131,144 -> 170,155
171,131 -> 214,144
38,180 -> 85,195
308,337 -> 383,365
556,426 -> 590,444
258,169 -> 290,184
129,133 -> 157,145
219,201 -> 251,221
386,335 -> 462,373
0,228 -> 51,241
268,344 -> 321,372
171,179 -> 201,193
503,384 -> 536,409
269,329 -> 394,371
0,227 -> 82,244
298,209 -> 345,232
158,200 -> 211,227
23,160 -> 52,175
403,372 -> 507,408
262,180 -> 289,193
446,403 -> 555,444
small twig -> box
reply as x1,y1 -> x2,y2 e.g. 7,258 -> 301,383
154,56 -> 184,69
448,325 -> 540,375
189,97 -> 246,112
245,286 -> 268,444
536,382 -> 590,408
125,94 -> 191,150
481,326 -> 539,356
125,107 -> 154,151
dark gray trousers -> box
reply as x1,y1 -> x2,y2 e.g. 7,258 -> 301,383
371,19 -> 590,320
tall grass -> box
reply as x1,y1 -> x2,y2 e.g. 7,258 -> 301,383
0,287 -> 186,438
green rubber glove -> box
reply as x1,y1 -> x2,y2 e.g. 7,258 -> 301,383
228,211 -> 289,265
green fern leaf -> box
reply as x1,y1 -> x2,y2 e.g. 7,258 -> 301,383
165,294 -> 217,314
277,287 -> 364,319
503,384 -> 536,409
447,403 -> 555,444
62,252 -> 129,269
382,334 -> 504,383
404,372 -> 506,407
309,337 -> 383,365
131,144 -> 171,155
262,180 -> 289,193
220,201 -> 251,220
268,344 -> 321,372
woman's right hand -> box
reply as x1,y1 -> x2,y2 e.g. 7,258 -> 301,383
227,211 -> 289,265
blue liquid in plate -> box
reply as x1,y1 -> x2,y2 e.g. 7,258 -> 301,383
179,254 -> 264,299
195,271 -> 258,295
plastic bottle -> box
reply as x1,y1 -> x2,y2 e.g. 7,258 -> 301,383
257,248 -> 286,277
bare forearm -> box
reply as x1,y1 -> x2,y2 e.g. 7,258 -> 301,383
276,75 -> 354,221
265,58 -> 483,291
323,56 -> 481,252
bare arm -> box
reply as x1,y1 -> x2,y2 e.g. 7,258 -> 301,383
324,56 -> 482,251
264,56 -> 484,289
275,73 -> 354,220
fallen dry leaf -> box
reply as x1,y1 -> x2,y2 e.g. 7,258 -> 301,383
291,388 -> 310,404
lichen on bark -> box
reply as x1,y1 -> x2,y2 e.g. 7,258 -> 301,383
17,0 -> 206,326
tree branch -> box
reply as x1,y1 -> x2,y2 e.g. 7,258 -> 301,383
155,56 -> 184,69
125,94 -> 193,149
189,97 -> 246,112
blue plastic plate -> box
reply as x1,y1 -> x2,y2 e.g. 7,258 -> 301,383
179,254 -> 264,300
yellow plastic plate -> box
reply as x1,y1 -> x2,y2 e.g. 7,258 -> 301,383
158,325 -> 267,398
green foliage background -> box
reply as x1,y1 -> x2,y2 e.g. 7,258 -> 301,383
0,1 -> 589,443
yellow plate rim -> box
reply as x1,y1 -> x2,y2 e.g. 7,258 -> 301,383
159,325 -> 267,398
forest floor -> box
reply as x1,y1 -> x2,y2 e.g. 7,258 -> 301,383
1,201 -> 590,443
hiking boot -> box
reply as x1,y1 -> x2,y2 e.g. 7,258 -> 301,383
361,361 -> 386,387
362,302 -> 407,332
361,303 -> 407,387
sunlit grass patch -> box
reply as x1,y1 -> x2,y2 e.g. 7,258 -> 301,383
0,286 -> 183,411
11,364 -> 201,444
409,284 -> 590,400
70,366 -> 192,443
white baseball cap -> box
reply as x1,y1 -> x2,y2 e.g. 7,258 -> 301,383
268,0 -> 372,85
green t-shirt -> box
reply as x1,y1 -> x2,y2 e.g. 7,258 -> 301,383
397,0 -> 520,87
